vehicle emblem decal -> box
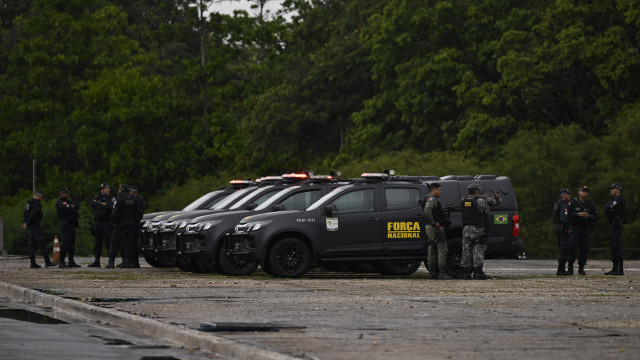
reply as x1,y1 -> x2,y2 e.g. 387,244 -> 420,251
326,217 -> 339,231
387,222 -> 421,239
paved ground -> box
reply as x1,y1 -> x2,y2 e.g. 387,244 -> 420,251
1,256 -> 639,360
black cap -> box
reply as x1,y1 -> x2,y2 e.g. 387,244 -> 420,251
608,183 -> 623,191
130,185 -> 139,192
35,189 -> 45,197
578,185 -> 589,192
119,183 -> 129,192
558,188 -> 571,196
100,183 -> 110,189
59,187 -> 69,194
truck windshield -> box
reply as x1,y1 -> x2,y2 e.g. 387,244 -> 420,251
306,186 -> 350,211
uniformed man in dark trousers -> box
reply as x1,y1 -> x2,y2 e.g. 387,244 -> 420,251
568,185 -> 598,275
604,183 -> 625,275
22,189 -> 57,268
126,185 -> 145,268
56,187 -> 80,268
461,183 -> 501,280
88,183 -> 114,267
554,188 -> 572,276
107,184 -> 142,269
424,183 -> 452,279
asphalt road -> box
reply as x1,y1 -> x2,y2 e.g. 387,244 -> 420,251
1,256 -> 639,360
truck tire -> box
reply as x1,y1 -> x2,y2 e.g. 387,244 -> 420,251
216,244 -> 258,276
197,259 -> 217,273
266,238 -> 311,278
142,253 -> 165,268
375,260 -> 421,276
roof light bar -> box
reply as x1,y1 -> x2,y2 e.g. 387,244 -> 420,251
229,180 -> 253,185
282,173 -> 309,179
361,172 -> 390,179
311,175 -> 333,180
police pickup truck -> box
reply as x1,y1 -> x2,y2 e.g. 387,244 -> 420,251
140,179 -> 253,268
227,173 -> 521,278
226,172 -> 431,277
176,175 -> 351,275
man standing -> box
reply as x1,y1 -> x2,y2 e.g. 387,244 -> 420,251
22,189 -> 57,268
56,187 -> 80,268
88,183 -> 114,267
107,184 -> 142,269
554,188 -> 572,276
461,183 -> 501,280
604,183 -> 625,276
126,185 -> 145,268
424,183 -> 452,279
568,186 -> 598,275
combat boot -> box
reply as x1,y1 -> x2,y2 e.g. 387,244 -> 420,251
106,258 -> 115,269
439,271 -> 453,280
67,251 -> 81,268
473,267 -> 490,280
117,258 -> 127,268
604,261 -> 618,275
44,255 -> 57,267
567,262 -> 574,276
556,263 -> 568,276
129,257 -> 140,268
612,261 -> 624,276
88,256 -> 101,268
30,257 -> 41,268
578,264 -> 586,276
461,268 -> 473,280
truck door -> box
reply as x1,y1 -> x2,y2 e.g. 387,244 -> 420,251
321,187 -> 382,256
381,186 -> 427,253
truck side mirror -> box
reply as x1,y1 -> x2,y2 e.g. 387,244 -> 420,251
272,204 -> 284,212
245,203 -> 257,211
324,204 -> 337,216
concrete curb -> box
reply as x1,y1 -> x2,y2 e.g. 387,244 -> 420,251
0,281 -> 299,360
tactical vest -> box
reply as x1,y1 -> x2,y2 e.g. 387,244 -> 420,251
115,194 -> 138,222
432,199 -> 445,224
462,196 -> 483,226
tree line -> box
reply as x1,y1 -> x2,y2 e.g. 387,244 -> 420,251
1,0 -> 638,257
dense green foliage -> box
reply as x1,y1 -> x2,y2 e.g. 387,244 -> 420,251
1,0 -> 639,258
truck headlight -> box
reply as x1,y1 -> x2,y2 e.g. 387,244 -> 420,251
243,220 -> 272,232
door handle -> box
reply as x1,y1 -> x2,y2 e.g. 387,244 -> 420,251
367,217 -> 379,221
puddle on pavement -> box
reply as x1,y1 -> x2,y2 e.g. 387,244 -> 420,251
0,308 -> 67,324
198,322 -> 306,332
140,357 -> 181,360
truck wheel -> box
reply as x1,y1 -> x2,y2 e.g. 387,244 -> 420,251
142,253 -> 165,268
266,238 -> 311,278
375,260 -> 421,276
176,257 -> 200,273
197,259 -> 217,273
216,245 -> 258,276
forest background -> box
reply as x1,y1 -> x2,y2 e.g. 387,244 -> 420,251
1,0 -> 639,258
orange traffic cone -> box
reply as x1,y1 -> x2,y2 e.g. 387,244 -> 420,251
52,235 -> 60,262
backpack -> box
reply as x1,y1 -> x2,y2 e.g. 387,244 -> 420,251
552,200 -> 563,225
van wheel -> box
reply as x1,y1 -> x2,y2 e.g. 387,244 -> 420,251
216,245 -> 258,276
375,260 -> 421,276
197,259 -> 217,273
266,238 -> 311,278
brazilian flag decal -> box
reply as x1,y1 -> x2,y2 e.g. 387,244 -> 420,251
494,214 -> 508,224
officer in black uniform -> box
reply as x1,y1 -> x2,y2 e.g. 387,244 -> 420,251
554,188 -> 572,276
56,187 -> 80,268
88,183 -> 114,267
604,183 -> 625,275
568,185 -> 598,275
126,185 -> 145,268
107,184 -> 142,269
22,189 -> 57,268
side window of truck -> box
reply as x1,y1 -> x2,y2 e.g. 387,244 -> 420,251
385,188 -> 421,210
332,189 -> 375,214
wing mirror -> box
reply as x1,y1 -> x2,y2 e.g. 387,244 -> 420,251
324,204 -> 337,216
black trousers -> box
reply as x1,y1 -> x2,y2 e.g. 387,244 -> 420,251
93,220 -> 113,257
557,232 -> 571,264
27,225 -> 47,258
609,223 -> 624,262
569,226 -> 590,265
109,221 -> 136,259
59,221 -> 76,254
